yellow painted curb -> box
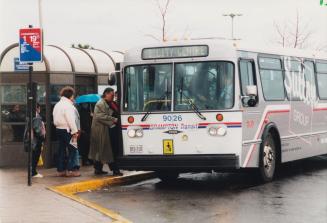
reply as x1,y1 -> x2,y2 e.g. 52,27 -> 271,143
48,171 -> 155,223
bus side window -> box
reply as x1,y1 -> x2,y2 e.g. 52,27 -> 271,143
258,57 -> 285,101
239,59 -> 258,106
316,61 -> 327,99
304,61 -> 317,100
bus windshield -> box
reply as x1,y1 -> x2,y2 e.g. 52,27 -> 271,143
123,64 -> 172,112
174,61 -> 234,110
123,61 -> 234,112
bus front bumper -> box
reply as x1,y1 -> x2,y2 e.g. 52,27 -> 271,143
117,154 -> 239,172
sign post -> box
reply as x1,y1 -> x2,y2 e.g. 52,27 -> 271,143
19,25 -> 43,186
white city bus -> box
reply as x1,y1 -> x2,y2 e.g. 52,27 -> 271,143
113,41 -> 327,182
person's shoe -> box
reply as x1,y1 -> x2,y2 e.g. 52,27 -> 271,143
113,170 -> 123,176
56,171 -> 66,177
94,170 -> 108,175
32,173 -> 43,178
72,171 -> 81,177
66,171 -> 81,177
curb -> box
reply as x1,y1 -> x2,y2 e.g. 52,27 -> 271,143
48,171 -> 156,223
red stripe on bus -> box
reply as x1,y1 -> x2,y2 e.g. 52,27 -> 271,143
246,107 -> 327,166
313,107 -> 327,111
198,122 -> 242,126
244,109 -> 290,167
121,124 -> 151,128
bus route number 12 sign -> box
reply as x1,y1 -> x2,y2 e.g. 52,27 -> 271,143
19,28 -> 43,63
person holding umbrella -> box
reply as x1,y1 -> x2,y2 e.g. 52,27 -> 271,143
75,94 -> 101,165
89,88 -> 122,176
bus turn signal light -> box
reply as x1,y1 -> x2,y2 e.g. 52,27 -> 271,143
216,114 -> 224,121
128,116 -> 135,124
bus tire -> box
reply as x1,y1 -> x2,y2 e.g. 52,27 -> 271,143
156,171 -> 179,182
258,132 -> 277,182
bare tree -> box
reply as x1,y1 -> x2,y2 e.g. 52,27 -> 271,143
158,0 -> 170,41
146,0 -> 171,42
274,21 -> 288,48
273,10 -> 313,49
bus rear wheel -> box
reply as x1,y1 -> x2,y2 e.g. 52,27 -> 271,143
258,133 -> 277,182
156,171 -> 179,182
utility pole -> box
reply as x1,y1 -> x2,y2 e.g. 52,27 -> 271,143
38,0 -> 43,28
222,13 -> 242,40
27,24 -> 33,186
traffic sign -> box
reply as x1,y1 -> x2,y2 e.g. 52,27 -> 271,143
14,57 -> 29,71
19,28 -> 43,62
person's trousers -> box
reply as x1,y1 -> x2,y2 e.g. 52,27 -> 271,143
109,126 -> 119,157
32,140 -> 42,176
78,132 -> 91,163
56,129 -> 76,172
94,160 -> 104,172
108,126 -> 120,171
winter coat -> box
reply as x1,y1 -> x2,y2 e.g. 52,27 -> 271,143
53,97 -> 78,134
88,99 -> 117,163
32,113 -> 45,150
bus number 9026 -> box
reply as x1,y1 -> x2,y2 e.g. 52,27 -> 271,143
163,115 -> 182,122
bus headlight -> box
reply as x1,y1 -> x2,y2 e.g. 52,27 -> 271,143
127,129 -> 136,138
135,129 -> 143,137
208,127 -> 217,136
217,126 -> 227,136
207,125 -> 227,136
127,127 -> 144,138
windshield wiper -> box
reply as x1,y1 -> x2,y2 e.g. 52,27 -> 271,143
178,77 -> 206,120
141,91 -> 171,122
141,108 -> 152,122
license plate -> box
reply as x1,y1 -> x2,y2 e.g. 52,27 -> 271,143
163,139 -> 174,155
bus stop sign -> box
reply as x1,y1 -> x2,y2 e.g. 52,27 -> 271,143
19,28 -> 43,62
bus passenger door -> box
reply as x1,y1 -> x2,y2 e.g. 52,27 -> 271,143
239,59 -> 261,167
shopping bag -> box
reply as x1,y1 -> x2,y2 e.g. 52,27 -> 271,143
37,146 -> 44,166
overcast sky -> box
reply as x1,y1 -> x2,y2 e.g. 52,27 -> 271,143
0,0 -> 326,53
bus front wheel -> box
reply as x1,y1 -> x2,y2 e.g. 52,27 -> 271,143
258,133 -> 277,182
156,171 -> 179,182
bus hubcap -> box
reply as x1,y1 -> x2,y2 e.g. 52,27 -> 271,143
263,144 -> 274,172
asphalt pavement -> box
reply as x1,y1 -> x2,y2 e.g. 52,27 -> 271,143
0,166 -> 114,223
79,156 -> 327,223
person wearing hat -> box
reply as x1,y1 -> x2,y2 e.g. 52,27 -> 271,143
89,87 -> 122,176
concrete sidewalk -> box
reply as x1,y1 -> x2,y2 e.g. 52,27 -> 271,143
0,166 -> 123,223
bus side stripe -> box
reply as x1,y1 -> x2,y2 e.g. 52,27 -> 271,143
242,105 -> 290,167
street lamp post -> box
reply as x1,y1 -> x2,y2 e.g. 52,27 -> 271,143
38,0 -> 43,28
222,13 -> 242,40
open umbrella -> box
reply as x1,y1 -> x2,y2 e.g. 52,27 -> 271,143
75,94 -> 101,104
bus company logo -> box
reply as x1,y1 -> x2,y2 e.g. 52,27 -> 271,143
320,0 -> 327,6
149,123 -> 198,130
164,130 -> 183,135
283,57 -> 319,108
149,123 -> 178,130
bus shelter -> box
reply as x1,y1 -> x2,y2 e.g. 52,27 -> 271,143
0,43 -> 123,167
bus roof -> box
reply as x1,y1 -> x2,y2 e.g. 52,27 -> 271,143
123,40 -> 327,63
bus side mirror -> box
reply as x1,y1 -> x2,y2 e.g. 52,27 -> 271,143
246,85 -> 257,97
108,72 -> 117,85
245,85 -> 257,107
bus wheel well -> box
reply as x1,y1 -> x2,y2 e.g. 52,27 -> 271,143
268,127 -> 282,165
